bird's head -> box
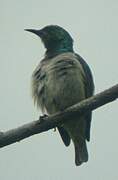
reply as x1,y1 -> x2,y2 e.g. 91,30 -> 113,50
25,25 -> 74,56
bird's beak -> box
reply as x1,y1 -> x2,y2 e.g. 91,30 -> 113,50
24,29 -> 43,37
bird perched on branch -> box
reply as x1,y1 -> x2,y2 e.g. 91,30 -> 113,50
25,25 -> 94,166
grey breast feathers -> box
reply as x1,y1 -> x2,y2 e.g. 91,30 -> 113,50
31,52 -> 86,112
31,61 -> 46,112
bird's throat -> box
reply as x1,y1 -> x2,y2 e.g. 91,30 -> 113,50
45,45 -> 73,58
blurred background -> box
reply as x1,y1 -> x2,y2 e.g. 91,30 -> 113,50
0,0 -> 118,179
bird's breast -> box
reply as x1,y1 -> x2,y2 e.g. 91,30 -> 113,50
32,52 -> 86,114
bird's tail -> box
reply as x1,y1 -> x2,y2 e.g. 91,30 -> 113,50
74,138 -> 88,166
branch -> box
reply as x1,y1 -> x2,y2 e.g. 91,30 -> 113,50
0,84 -> 118,148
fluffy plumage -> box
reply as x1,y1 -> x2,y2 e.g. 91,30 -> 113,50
26,25 -> 94,166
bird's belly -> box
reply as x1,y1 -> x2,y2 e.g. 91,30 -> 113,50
44,66 -> 85,114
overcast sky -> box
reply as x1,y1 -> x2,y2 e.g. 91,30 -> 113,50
0,0 -> 118,179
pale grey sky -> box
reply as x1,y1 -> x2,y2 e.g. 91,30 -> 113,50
0,0 -> 118,179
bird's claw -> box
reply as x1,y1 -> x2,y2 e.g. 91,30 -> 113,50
39,115 -> 56,132
39,114 -> 48,123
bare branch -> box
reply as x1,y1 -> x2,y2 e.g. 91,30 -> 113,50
0,84 -> 118,148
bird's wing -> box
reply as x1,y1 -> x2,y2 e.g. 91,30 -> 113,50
58,127 -> 71,146
75,54 -> 94,141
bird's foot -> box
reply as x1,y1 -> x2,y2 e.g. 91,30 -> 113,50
39,114 -> 48,123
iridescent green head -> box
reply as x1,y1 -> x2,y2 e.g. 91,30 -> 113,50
25,25 -> 74,56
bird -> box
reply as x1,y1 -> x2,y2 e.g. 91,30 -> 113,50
25,25 -> 94,166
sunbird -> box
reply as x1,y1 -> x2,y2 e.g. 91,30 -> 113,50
25,25 -> 94,166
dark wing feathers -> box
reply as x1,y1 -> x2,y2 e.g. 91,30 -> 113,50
76,54 -> 94,141
58,127 -> 71,146
75,54 -> 94,97
57,53 -> 94,143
